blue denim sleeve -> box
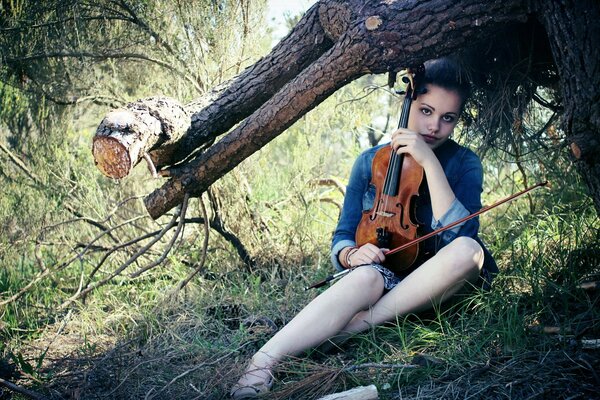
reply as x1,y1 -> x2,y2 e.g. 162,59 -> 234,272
330,151 -> 371,271
431,152 -> 483,245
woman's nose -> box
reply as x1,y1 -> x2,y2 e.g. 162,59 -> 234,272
428,119 -> 440,133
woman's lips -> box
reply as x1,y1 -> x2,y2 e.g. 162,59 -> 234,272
422,135 -> 437,144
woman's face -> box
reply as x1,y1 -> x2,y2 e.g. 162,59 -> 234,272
408,84 -> 462,150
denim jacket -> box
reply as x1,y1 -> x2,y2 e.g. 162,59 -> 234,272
331,139 -> 497,279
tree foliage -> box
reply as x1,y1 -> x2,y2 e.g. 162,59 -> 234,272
0,2 -> 598,397
0,0 -> 269,145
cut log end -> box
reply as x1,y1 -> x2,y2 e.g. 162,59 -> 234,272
92,136 -> 132,179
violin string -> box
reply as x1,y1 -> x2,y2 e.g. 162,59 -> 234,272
382,147 -> 400,231
378,78 -> 414,242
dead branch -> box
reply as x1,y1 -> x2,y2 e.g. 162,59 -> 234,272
174,196 -> 210,291
58,206 -> 183,309
311,178 -> 346,196
130,193 -> 190,278
0,140 -> 128,242
581,339 -> 600,349
577,281 -> 598,291
317,385 -> 378,400
343,362 -> 418,372
0,214 -> 149,306
0,377 -> 49,400
0,142 -> 41,182
206,189 -> 257,272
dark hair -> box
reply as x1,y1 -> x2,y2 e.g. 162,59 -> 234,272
419,57 -> 472,108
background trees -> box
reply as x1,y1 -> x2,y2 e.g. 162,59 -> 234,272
1,1 -> 598,398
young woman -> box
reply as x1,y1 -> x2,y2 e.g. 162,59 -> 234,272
230,57 -> 497,399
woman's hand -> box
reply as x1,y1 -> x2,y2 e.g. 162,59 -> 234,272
348,243 -> 388,267
390,128 -> 436,169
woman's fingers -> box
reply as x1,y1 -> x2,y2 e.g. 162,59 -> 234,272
352,243 -> 386,265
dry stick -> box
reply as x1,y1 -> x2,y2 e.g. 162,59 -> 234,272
0,377 -> 49,400
84,213 -> 198,285
0,142 -> 41,182
0,267 -> 55,307
59,207 -> 183,309
0,142 -> 123,242
312,178 -> 346,196
130,193 -> 190,278
36,215 -> 147,274
34,214 -> 131,264
343,362 -> 418,372
84,223 -> 167,287
175,195 -> 210,290
143,152 -> 159,178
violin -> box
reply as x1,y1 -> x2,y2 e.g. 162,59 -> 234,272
306,181 -> 548,290
354,66 -> 426,274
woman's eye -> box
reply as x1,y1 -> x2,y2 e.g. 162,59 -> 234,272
442,115 -> 456,123
420,108 -> 432,115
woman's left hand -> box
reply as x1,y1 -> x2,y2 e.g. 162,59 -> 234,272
390,128 -> 435,168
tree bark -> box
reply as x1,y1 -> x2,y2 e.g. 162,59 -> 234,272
92,1 -> 340,176
93,0 -> 600,218
143,0 -> 529,219
535,0 -> 600,213
93,97 -> 189,178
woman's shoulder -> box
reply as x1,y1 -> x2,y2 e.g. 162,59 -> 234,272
442,140 -> 482,167
360,143 -> 388,156
354,143 -> 388,165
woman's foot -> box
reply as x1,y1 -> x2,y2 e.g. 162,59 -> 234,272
230,354 -> 275,399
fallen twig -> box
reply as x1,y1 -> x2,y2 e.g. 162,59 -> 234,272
343,362 -> 418,372
577,281 -> 598,291
0,377 -> 49,400
317,384 -> 378,400
130,193 -> 190,277
59,201 -> 184,309
174,195 -> 210,291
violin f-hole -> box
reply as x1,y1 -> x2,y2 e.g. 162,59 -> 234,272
395,202 -> 410,229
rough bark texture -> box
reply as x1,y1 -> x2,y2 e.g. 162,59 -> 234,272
144,0 -> 529,219
93,1 -> 339,174
535,0 -> 600,213
93,97 -> 189,178
93,0 -> 600,219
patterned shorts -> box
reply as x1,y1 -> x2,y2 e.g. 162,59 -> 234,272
368,264 -> 403,291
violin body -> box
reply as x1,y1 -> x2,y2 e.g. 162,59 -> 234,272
354,67 -> 425,274
355,148 -> 423,273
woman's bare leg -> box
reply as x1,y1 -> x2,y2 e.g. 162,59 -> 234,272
340,236 -> 484,335
234,266 -> 385,387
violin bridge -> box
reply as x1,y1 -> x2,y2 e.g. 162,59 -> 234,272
375,211 -> 395,218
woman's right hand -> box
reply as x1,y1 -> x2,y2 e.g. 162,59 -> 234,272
348,243 -> 387,267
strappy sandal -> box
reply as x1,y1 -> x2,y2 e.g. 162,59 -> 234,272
230,374 -> 273,399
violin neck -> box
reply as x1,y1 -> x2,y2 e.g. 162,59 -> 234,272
383,88 -> 413,196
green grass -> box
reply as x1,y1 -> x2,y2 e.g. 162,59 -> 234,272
1,68 -> 599,399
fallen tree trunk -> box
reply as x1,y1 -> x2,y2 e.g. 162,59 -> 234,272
92,0 -> 600,219
143,0 -> 529,218
92,1 -> 342,178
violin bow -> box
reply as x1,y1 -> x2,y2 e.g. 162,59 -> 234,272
305,181 -> 548,290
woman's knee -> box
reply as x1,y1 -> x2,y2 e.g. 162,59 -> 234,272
443,236 -> 484,277
342,266 -> 385,298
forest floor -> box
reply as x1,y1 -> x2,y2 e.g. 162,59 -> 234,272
3,267 -> 600,400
